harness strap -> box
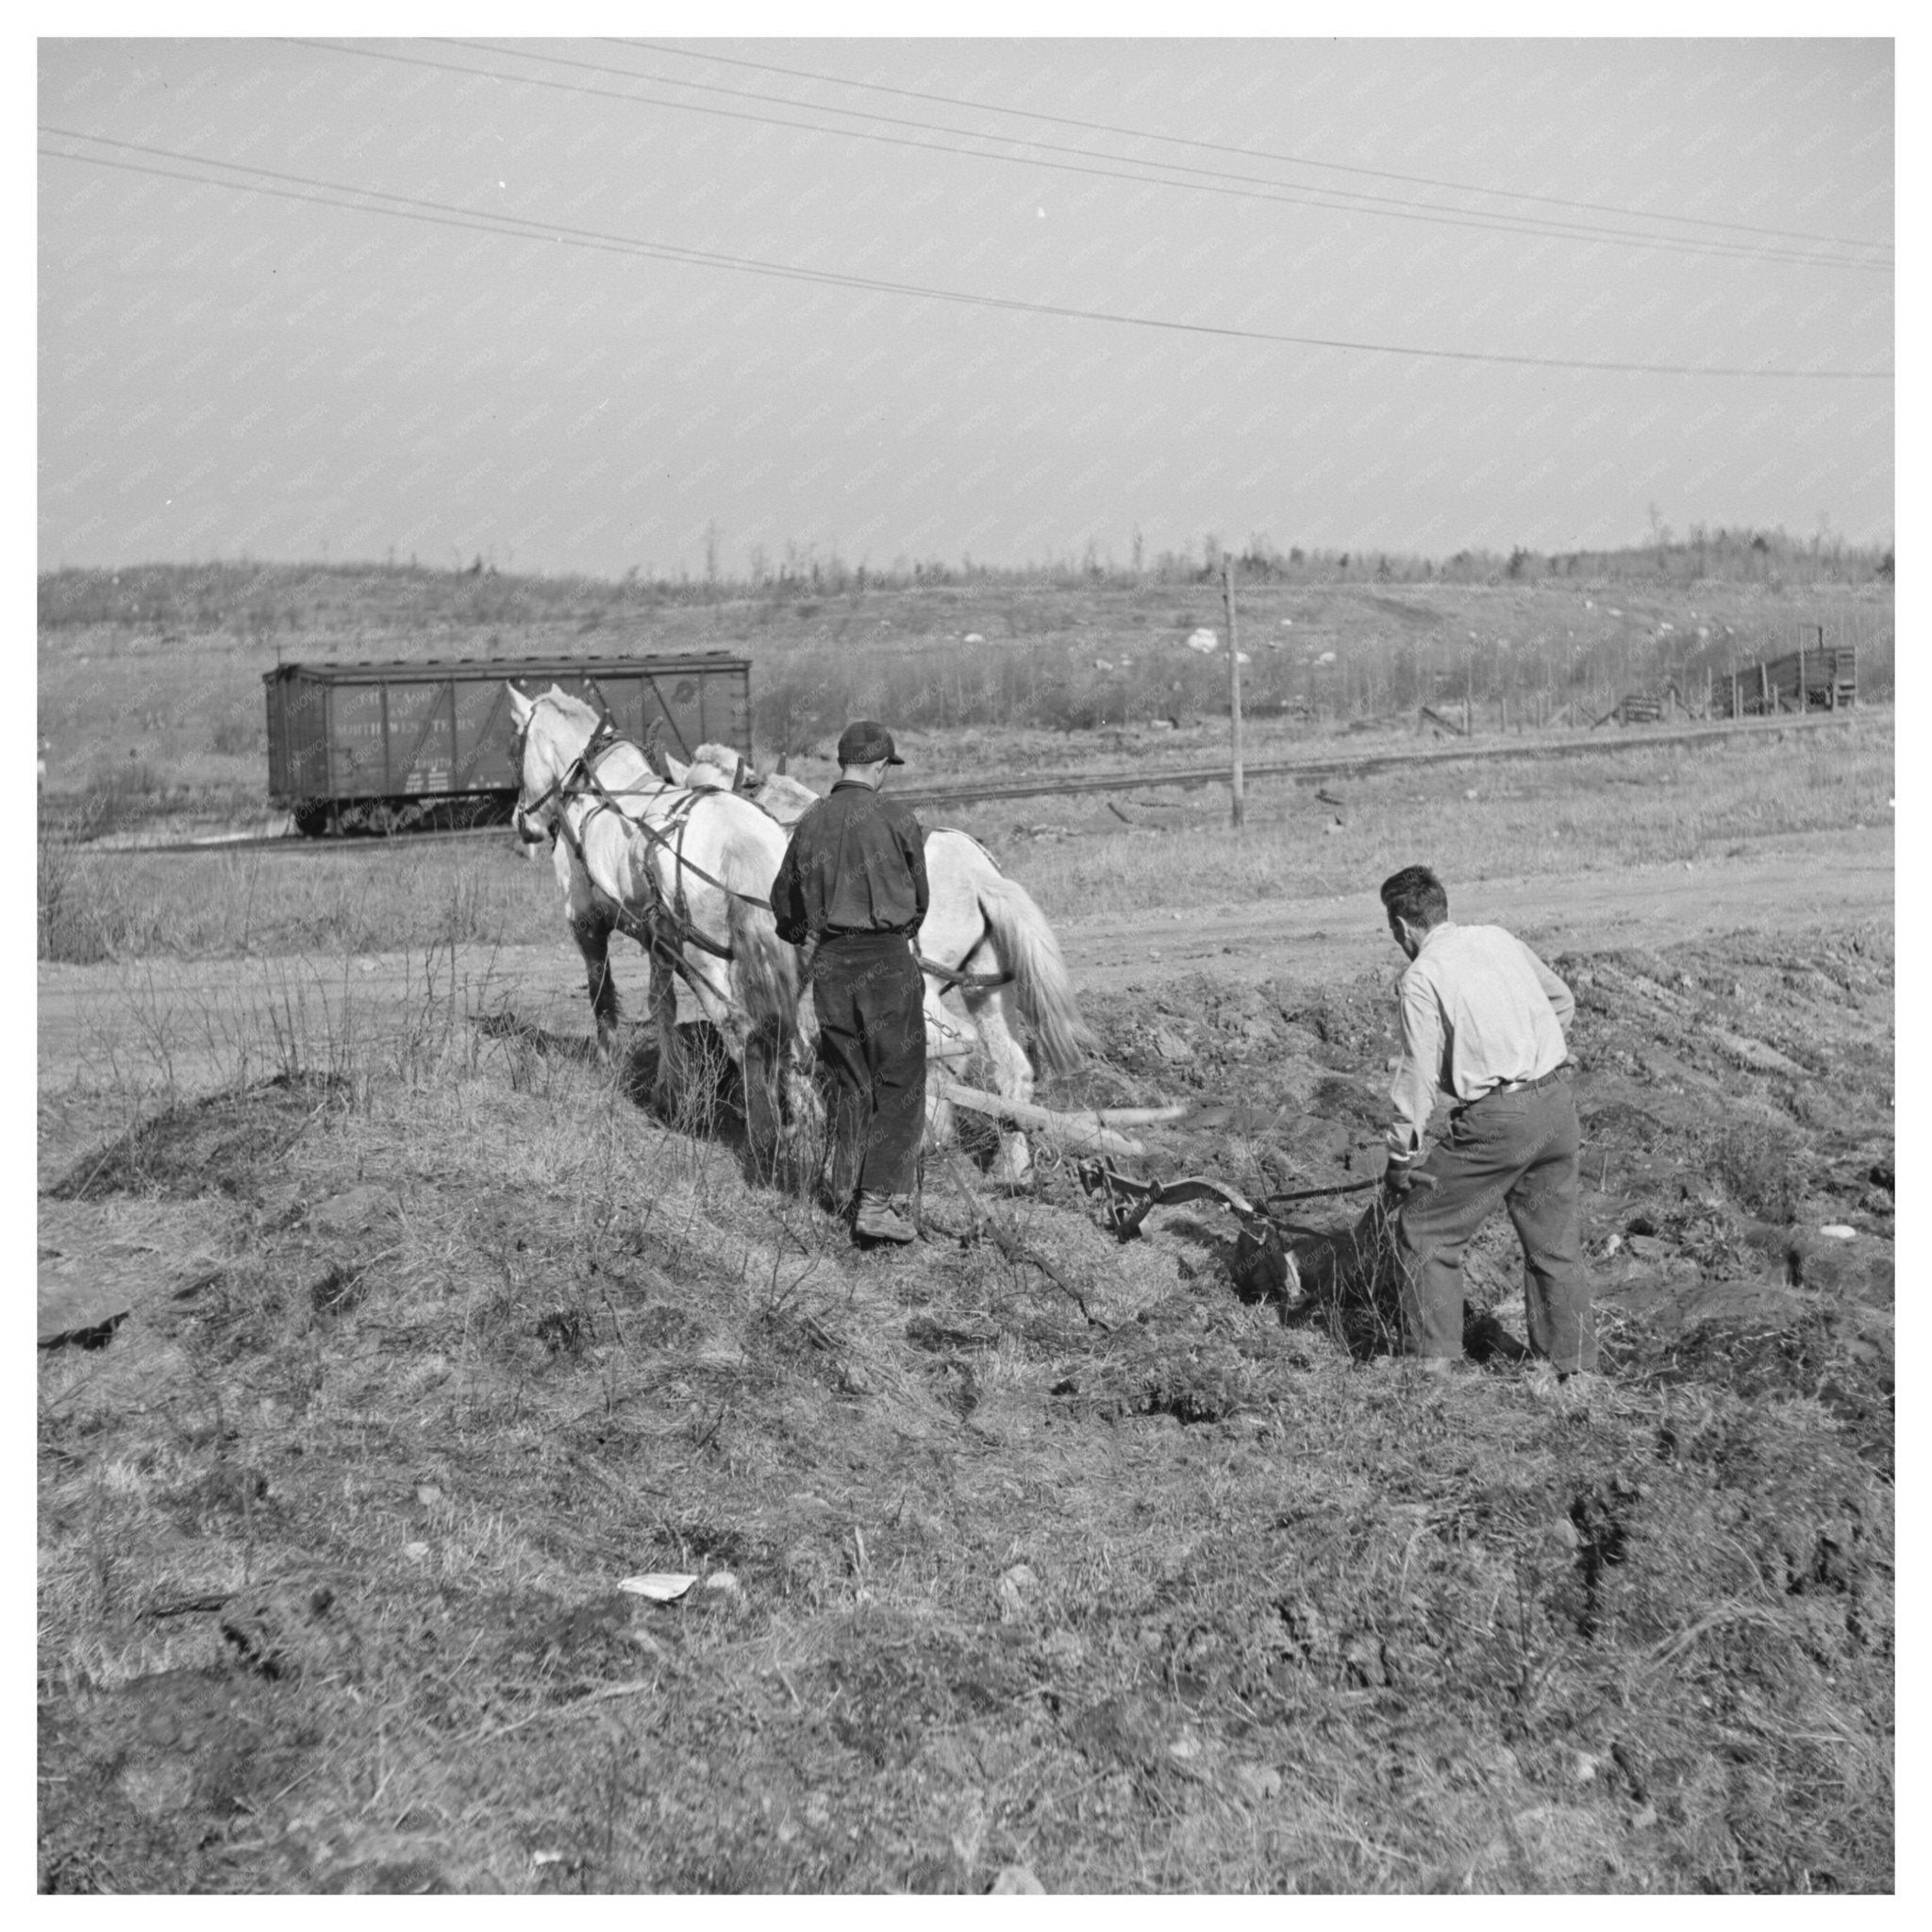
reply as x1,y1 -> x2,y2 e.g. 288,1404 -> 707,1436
551,732 -> 751,967
917,954 -> 1017,991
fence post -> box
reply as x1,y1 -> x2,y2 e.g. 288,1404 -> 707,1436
1224,556 -> 1244,830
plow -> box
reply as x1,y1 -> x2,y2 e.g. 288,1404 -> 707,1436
1073,1155 -> 1439,1328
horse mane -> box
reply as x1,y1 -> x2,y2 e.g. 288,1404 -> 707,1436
691,741 -> 741,772
541,687 -> 603,731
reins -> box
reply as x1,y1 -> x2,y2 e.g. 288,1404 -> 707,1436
525,715 -> 767,974
522,705 -> 1017,994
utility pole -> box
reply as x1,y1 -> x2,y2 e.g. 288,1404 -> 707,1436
1224,556 -> 1244,830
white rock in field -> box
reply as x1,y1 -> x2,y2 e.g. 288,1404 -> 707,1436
996,1562 -> 1039,1621
1818,1224 -> 1857,1241
964,633 -> 985,644
1186,628 -> 1219,654
619,1573 -> 696,1601
991,1865 -> 1045,1894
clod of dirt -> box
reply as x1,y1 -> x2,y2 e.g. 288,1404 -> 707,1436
38,1307 -> 127,1352
39,1199 -> 230,1346
308,1260 -> 373,1318
220,1580 -> 362,1679
535,1308 -> 586,1354
906,1313 -> 1001,1352
83,1668 -> 279,1823
305,1185 -> 397,1238
1468,1805 -> 1619,1892
45,1073 -> 347,1203
1065,1693 -> 1167,1770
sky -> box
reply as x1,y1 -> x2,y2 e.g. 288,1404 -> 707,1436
37,32 -> 1895,580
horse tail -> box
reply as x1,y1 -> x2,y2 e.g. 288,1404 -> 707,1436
974,869 -> 1095,1075
724,886 -> 797,1041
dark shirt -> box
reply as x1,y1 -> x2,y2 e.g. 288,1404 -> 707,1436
769,780 -> 929,945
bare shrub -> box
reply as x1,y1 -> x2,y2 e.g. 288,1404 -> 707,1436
1710,1120 -> 1804,1224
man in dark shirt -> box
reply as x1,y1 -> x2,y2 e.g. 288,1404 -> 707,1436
770,721 -> 930,1243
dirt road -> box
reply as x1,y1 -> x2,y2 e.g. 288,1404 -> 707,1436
1061,824 -> 1892,993
37,824 -> 1890,1097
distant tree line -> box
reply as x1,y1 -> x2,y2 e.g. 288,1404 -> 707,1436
37,525 -> 1893,632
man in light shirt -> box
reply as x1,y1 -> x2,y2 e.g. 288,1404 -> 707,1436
1379,865 -> 1595,1383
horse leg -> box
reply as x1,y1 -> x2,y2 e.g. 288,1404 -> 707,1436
960,945 -> 1036,1187
648,950 -> 681,1118
922,979 -> 963,1153
570,912 -> 621,1058
683,957 -> 773,1154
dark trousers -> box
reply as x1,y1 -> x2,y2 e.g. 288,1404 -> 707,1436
1394,1072 -> 1596,1373
810,932 -> 926,1205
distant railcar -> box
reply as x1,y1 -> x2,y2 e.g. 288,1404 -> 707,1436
264,653 -> 752,835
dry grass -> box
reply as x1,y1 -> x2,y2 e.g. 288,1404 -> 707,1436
38,719 -> 1890,964
955,720 -> 1892,924
37,565 -> 1891,813
37,924 -> 1893,1893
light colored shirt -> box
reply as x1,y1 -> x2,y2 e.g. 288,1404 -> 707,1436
1387,921 -> 1574,1157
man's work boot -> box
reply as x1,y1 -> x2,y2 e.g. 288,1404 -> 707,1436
854,1191 -> 917,1245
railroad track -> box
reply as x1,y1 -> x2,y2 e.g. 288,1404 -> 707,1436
58,709 -> 1874,858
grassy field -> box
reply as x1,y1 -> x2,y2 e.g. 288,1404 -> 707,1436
38,560 -> 1893,1893
38,914 -> 1894,1892
36,560 -> 1892,813
40,717 -> 1891,965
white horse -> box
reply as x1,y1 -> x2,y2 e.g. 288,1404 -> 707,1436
507,687 -> 816,1166
670,741 -> 1093,1183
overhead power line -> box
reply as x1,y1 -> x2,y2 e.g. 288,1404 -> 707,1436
292,39 -> 1890,275
615,36 -> 1894,258
460,37 -> 1886,271
39,131 -> 1895,381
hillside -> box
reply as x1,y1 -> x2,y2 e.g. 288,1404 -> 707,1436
36,558 -> 1893,814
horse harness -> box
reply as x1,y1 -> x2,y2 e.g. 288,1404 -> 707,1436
541,722 -> 756,983
533,717 -> 1015,993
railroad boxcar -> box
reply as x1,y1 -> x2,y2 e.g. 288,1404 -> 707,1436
264,653 -> 752,835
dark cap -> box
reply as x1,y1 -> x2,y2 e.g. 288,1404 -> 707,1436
836,719 -> 904,766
